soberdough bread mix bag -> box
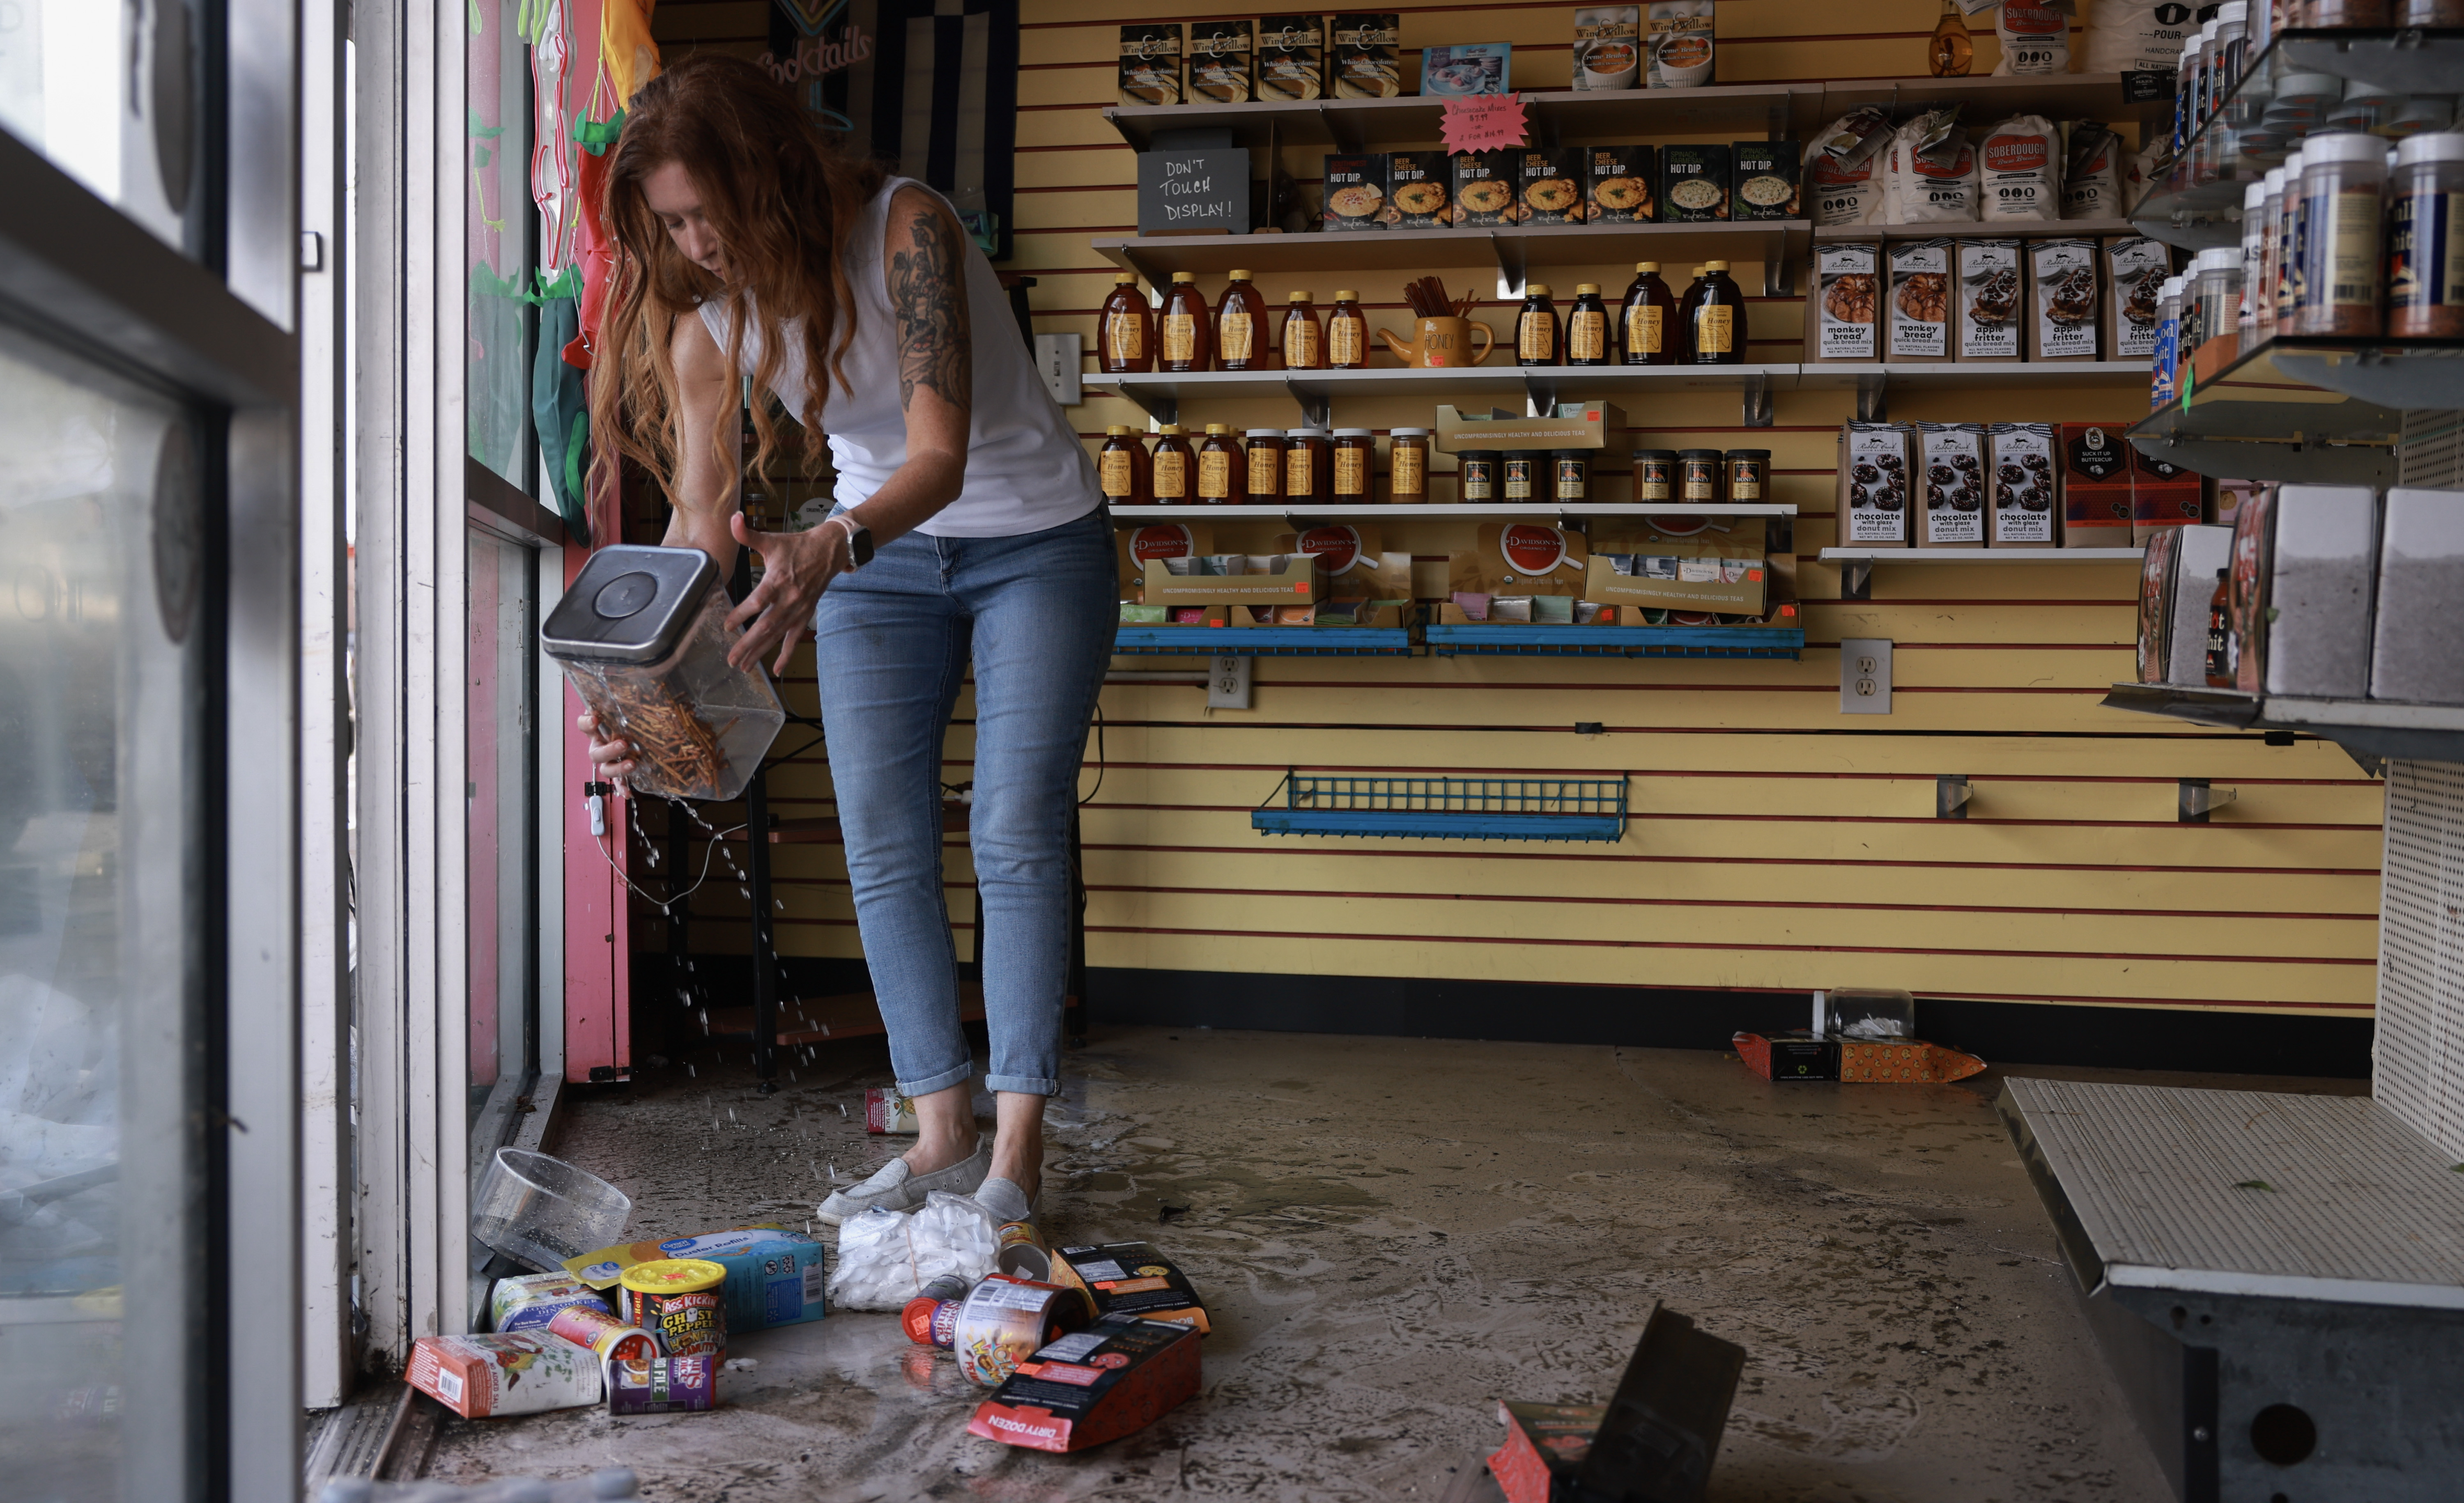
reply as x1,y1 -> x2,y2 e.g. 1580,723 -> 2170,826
1976,115 -> 2057,221
1804,109 -> 1890,226
1884,111 -> 1978,224
1449,523 -> 1591,598
1993,1 -> 2071,76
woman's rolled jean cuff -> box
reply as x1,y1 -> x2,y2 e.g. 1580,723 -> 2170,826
984,1074 -> 1057,1097
896,1062 -> 978,1099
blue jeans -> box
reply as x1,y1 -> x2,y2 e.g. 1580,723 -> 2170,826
812,505 -> 1112,1098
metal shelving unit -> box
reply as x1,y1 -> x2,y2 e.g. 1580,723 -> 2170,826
1423,623 -> 1803,659
2125,343 -> 2403,484
1091,221 -> 1808,297
2101,681 -> 2464,764
1092,361 -> 1799,426
1111,503 -> 1798,521
1251,772 -> 1630,842
1811,218 -> 2141,243
1820,546 -> 2143,600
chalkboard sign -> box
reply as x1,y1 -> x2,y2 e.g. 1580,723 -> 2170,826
1137,148 -> 1250,236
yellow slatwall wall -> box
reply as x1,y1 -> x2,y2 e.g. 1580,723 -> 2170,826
652,0 -> 2381,1022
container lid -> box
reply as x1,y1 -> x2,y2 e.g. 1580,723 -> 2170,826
1576,282 -> 1601,294
2263,165 -> 2287,189
1631,448 -> 1679,459
541,544 -> 719,665
2244,180 -> 2269,209
1106,425 -> 1131,436
2179,32 -> 2202,57
1113,271 -> 1137,284
1245,428 -> 1286,438
1458,449 -> 1502,460
1335,289 -> 1359,300
1289,427 -> 1331,439
1726,448 -> 1771,460
1287,290 -> 1311,302
2274,74 -> 2344,106
617,1258 -> 727,1296
2301,130 -> 2388,166
1333,427 -> 1375,438
1390,427 -> 1431,436
1204,422 -> 1231,434
2218,0 -> 2246,18
2195,246 -> 2243,272
2396,131 -> 2464,166
1554,448 -> 1591,461
2344,79 -> 2402,103
1634,261 -> 1660,273
2160,274 -> 2188,298
1678,447 -> 1724,459
1227,268 -> 1253,280
1704,259 -> 1730,271
2195,17 -> 2217,38
1526,283 -> 1551,296
1159,423 -> 1184,434
1171,271 -> 1195,282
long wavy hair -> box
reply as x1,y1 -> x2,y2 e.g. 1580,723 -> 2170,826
589,55 -> 887,501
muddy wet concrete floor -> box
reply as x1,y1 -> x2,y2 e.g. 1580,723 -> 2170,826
423,1026 -> 2362,1502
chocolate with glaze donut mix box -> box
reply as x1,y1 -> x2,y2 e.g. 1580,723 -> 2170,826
1838,422 -> 1913,546
1988,422 -> 2059,548
1917,422 -> 1989,548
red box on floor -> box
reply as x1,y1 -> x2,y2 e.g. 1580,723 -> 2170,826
1735,1031 -> 1986,1084
1488,1400 -> 1607,1503
968,1315 -> 1201,1453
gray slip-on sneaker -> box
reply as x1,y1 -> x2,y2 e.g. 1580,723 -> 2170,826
972,1176 -> 1035,1226
816,1138 -> 992,1225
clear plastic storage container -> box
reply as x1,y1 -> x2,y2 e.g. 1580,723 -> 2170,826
1814,988 -> 1917,1042
470,1148 -> 633,1272
543,545 -> 787,803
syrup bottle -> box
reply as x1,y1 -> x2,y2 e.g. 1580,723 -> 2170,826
1097,425 -> 1151,506
1216,269 -> 1267,371
1567,283 -> 1610,366
1150,424 -> 1194,505
1159,272 -> 1211,373
1098,271 -> 1152,374
1620,262 -> 1676,366
1328,289 -> 1369,369
1282,291 -> 1324,370
1516,283 -> 1560,367
1687,260 -> 1745,366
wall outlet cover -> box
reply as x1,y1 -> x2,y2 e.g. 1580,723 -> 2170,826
1841,638 -> 1892,715
1035,333 -> 1083,406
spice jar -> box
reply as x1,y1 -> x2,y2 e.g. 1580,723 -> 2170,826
1678,448 -> 1723,504
2240,180 -> 2268,332
2256,167 -> 2286,340
1457,450 -> 1500,504
1388,428 -> 1431,503
1332,428 -> 1376,500
543,546 -> 788,803
1196,424 -> 1239,504
1098,425 -> 1152,506
1502,453 -> 1540,502
1551,450 -> 1591,505
1724,449 -> 1770,503
2389,132 -> 2464,338
2192,246 -> 2245,359
2298,131 -> 2389,336
1151,423 -> 1194,505
1283,427 -> 1333,500
1244,428 -> 1286,500
1631,449 -> 1677,503
2308,0 -> 2393,24
2276,148 -> 2306,328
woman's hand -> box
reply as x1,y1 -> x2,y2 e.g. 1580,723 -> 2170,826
578,709 -> 637,781
725,511 -> 859,674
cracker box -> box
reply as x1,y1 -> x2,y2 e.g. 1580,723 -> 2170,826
1957,239 -> 2023,363
1452,151 -> 1516,229
1917,422 -> 1989,548
1586,145 -> 1655,224
408,1332 -> 601,1418
1886,239 -> 1953,364
566,1228 -> 829,1332
1386,150 -> 1451,228
2059,422 -> 2134,546
968,1316 -> 1203,1454
1322,153 -> 1388,232
1255,16 -> 1324,102
2128,443 -> 2204,544
1660,144 -> 1731,222
1807,242 -> 1880,362
2106,235 -> 2172,361
2027,238 -> 2102,361
1515,148 -> 1587,227
1049,1241 -> 1212,1331
1731,140 -> 1800,222
1117,25 -> 1182,108
1987,422 -> 2058,548
1839,422 -> 1913,546
1331,13 -> 1402,99
1186,20 -> 1254,105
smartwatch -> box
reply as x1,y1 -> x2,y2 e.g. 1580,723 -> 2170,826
831,514 -> 874,568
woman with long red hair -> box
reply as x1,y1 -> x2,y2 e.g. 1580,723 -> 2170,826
579,56 -> 1109,1227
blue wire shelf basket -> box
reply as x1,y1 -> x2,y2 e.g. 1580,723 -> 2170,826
1423,624 -> 1803,659
1252,773 -> 1628,843
1114,625 -> 1418,657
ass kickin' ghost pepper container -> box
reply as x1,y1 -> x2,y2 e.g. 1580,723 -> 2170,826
618,1257 -> 729,1357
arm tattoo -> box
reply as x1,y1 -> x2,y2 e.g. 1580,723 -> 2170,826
889,204 -> 972,418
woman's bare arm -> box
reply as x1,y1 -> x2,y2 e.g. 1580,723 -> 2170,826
661,310 -> 743,569
724,185 -> 974,672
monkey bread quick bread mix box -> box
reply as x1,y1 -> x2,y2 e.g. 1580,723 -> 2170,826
1808,243 -> 1880,362
1886,239 -> 1953,364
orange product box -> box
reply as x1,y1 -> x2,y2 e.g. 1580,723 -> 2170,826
968,1315 -> 1202,1453
1048,1241 -> 1211,1333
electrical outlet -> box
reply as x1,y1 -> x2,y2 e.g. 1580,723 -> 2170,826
1841,638 -> 1892,714
1206,654 -> 1252,709
1034,333 -> 1083,406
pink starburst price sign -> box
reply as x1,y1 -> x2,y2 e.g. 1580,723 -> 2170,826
1439,92 -> 1530,154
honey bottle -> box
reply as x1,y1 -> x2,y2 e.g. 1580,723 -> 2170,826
1620,262 -> 1676,367
1159,272 -> 1211,373
1567,283 -> 1610,366
1687,260 -> 1745,366
1151,423 -> 1194,505
1195,423 -> 1238,505
1097,425 -> 1151,506
1328,289 -> 1369,369
1516,283 -> 1561,367
1282,291 -> 1324,370
1216,269 -> 1267,371
1097,271 -> 1153,374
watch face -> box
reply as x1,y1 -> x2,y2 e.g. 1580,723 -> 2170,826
850,527 -> 875,566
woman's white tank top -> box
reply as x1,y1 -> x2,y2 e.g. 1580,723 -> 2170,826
697,177 -> 1097,538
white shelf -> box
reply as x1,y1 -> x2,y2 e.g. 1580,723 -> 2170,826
1821,547 -> 2144,562
1092,365 -> 1794,400
1114,503 -> 1797,521
1812,218 -> 2141,243
1798,361 -> 2151,391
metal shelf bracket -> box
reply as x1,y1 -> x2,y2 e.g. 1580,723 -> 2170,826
1841,556 -> 1874,601
1285,379 -> 1331,429
1856,371 -> 1888,422
1742,370 -> 1773,429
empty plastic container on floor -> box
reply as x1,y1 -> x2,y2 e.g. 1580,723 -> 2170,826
470,1149 -> 632,1273
1814,988 -> 1917,1041
542,544 -> 785,803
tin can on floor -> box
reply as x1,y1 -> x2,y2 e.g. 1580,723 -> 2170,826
606,1355 -> 719,1414
995,1222 -> 1052,1281
617,1258 -> 728,1358
545,1303 -> 662,1363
